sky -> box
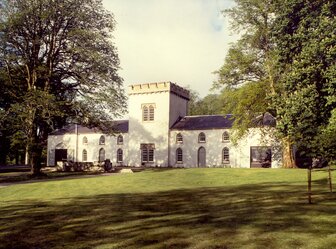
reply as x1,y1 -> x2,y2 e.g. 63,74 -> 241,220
102,0 -> 239,97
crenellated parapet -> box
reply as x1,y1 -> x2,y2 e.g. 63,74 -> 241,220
128,82 -> 190,100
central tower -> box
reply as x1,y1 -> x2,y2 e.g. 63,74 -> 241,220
127,82 -> 189,167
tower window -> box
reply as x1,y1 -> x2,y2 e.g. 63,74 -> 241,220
142,104 -> 155,121
141,143 -> 155,163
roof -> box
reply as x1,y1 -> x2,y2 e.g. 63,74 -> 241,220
170,115 -> 234,130
49,120 -> 129,135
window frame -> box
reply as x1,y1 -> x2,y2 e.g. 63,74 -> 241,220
141,143 -> 155,163
82,149 -> 87,162
117,148 -> 123,163
99,148 -> 105,162
222,131 -> 230,142
176,133 -> 183,144
82,136 -> 88,145
176,148 -> 183,163
198,132 -> 206,143
99,135 -> 105,145
117,135 -> 123,145
222,147 -> 230,163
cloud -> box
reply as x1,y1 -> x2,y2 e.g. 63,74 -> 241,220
103,0 -> 239,97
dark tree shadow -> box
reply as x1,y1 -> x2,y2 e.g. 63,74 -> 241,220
0,183 -> 335,249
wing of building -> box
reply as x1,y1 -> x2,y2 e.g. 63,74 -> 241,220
47,82 -> 282,168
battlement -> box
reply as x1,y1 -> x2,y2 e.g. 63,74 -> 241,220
128,82 -> 190,100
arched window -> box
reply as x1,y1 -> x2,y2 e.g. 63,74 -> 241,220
99,148 -> 105,162
143,106 -> 149,121
82,136 -> 88,145
117,135 -> 123,145
149,105 -> 154,121
82,149 -> 87,162
198,132 -> 206,143
222,131 -> 229,142
117,149 -> 123,162
176,148 -> 183,163
176,133 -> 183,144
99,135 -> 105,145
223,147 -> 230,163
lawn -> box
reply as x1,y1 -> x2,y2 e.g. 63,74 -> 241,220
0,168 -> 335,249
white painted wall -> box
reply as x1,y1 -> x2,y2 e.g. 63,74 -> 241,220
47,132 -> 128,166
127,91 -> 171,166
169,128 -> 281,168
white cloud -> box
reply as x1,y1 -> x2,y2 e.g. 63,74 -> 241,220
103,0 -> 239,97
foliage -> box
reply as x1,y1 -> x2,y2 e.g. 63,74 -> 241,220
273,0 -> 336,158
0,0 -> 126,170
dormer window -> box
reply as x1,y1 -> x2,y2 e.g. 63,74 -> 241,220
142,104 -> 155,121
99,135 -> 105,145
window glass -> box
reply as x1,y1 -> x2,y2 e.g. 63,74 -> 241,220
198,132 -> 206,143
223,147 -> 230,163
99,135 -> 105,145
176,148 -> 183,163
176,133 -> 183,143
83,136 -> 88,144
82,149 -> 87,162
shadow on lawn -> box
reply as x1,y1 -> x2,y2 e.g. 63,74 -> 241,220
0,183 -> 335,249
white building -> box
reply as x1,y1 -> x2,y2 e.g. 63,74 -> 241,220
47,82 -> 282,168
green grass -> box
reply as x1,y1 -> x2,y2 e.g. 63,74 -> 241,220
0,168 -> 335,249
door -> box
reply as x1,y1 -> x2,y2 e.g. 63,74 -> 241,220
198,147 -> 206,168
55,149 -> 67,163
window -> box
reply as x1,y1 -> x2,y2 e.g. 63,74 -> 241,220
149,105 -> 154,121
223,147 -> 230,163
99,148 -> 105,162
117,135 -> 123,145
143,106 -> 149,121
198,132 -> 206,143
117,149 -> 123,162
82,149 -> 87,162
83,136 -> 88,145
99,135 -> 105,145
176,148 -> 183,163
222,131 -> 229,142
142,104 -> 155,121
141,143 -> 155,163
176,133 -> 183,144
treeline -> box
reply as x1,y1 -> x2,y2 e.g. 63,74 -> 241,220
209,0 -> 336,167
0,0 -> 126,174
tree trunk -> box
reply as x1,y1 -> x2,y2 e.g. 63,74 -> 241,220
282,137 -> 297,168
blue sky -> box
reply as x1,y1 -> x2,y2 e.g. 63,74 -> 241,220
103,0 -> 239,97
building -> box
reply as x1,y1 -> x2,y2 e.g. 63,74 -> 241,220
47,82 -> 282,168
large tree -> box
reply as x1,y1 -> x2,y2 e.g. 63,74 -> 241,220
0,0 -> 126,174
273,0 -> 336,160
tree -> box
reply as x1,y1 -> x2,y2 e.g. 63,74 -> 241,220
214,0 -> 295,165
273,0 -> 336,161
0,0 -> 126,174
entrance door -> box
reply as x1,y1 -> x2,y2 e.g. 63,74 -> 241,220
55,149 -> 67,163
198,147 -> 206,167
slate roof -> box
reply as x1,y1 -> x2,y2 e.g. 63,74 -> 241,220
170,115 -> 234,130
49,120 -> 129,135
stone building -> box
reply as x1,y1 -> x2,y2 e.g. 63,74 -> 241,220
47,82 -> 281,168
